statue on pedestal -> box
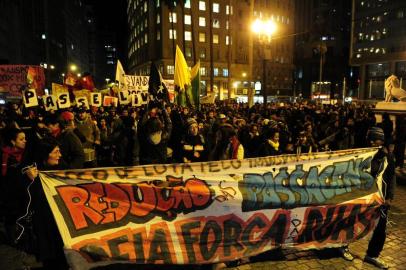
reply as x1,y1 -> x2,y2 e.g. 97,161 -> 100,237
384,75 -> 406,102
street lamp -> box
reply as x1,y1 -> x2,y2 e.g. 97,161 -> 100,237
70,64 -> 77,72
251,19 -> 277,104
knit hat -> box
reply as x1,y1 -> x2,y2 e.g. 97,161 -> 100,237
366,127 -> 385,142
60,111 -> 74,121
186,118 -> 198,127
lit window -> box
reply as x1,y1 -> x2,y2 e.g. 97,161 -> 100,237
213,3 -> 220,13
144,1 -> 148,12
213,19 -> 220,28
200,67 -> 206,75
226,5 -> 230,15
223,69 -> 229,77
199,32 -> 206,42
185,31 -> 192,41
199,1 -> 206,11
185,0 -> 191,8
226,35 -> 230,45
41,34 -> 46,40
156,0 -> 160,8
200,49 -> 206,59
214,68 -> 219,76
169,12 -> 177,23
213,34 -> 219,44
356,53 -> 362,58
185,15 -> 191,25
169,29 -> 177,39
145,33 -> 148,44
157,14 -> 160,24
186,47 -> 192,58
199,17 -> 206,26
226,20 -> 229,29
167,65 -> 175,75
157,31 -> 160,40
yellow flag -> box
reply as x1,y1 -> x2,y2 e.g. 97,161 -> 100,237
174,45 -> 190,91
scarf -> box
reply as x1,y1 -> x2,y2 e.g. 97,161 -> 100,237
51,126 -> 62,138
268,139 -> 279,151
2,146 -> 24,176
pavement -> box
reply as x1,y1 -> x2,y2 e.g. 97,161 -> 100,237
1,169 -> 406,270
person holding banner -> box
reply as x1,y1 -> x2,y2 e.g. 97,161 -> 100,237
363,127 -> 395,269
25,138 -> 68,269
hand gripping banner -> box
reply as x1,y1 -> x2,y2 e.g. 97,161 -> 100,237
39,148 -> 384,269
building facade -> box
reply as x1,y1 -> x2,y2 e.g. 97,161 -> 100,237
350,0 -> 406,99
294,0 -> 354,99
0,0 -> 94,89
127,0 -> 295,101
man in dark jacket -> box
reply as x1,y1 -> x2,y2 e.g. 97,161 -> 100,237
364,126 -> 395,269
45,112 -> 85,169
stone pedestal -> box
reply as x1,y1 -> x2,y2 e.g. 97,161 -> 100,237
374,102 -> 406,130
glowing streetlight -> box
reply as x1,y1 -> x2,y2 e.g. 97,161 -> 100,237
105,78 -> 111,83
242,72 -> 247,78
77,73 -> 81,77
70,64 -> 77,72
251,18 -> 278,104
50,65 -> 55,70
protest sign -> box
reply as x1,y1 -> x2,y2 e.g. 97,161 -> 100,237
39,148 -> 383,269
22,89 -> 39,107
124,75 -> 149,92
75,96 -> 89,109
43,95 -> 58,111
0,65 -> 45,96
103,96 -> 118,107
90,93 -> 102,107
57,92 -> 71,109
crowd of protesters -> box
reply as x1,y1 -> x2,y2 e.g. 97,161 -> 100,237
0,99 -> 404,269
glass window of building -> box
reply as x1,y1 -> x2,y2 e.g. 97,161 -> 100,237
226,35 -> 230,45
167,65 -> 175,75
214,68 -> 219,76
199,32 -> 206,42
185,31 -> 192,41
213,3 -> 220,13
145,33 -> 148,44
169,12 -> 177,23
226,20 -> 229,29
200,67 -> 207,75
199,17 -> 206,26
157,31 -> 160,40
157,14 -> 160,24
156,0 -> 160,8
199,1 -> 206,11
213,34 -> 219,44
200,49 -> 206,59
223,69 -> 229,77
185,0 -> 191,8
144,1 -> 148,12
185,15 -> 192,25
186,47 -> 192,58
169,29 -> 177,39
226,5 -> 230,14
213,19 -> 220,28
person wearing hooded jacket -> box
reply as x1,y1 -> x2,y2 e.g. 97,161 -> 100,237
139,104 -> 172,165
